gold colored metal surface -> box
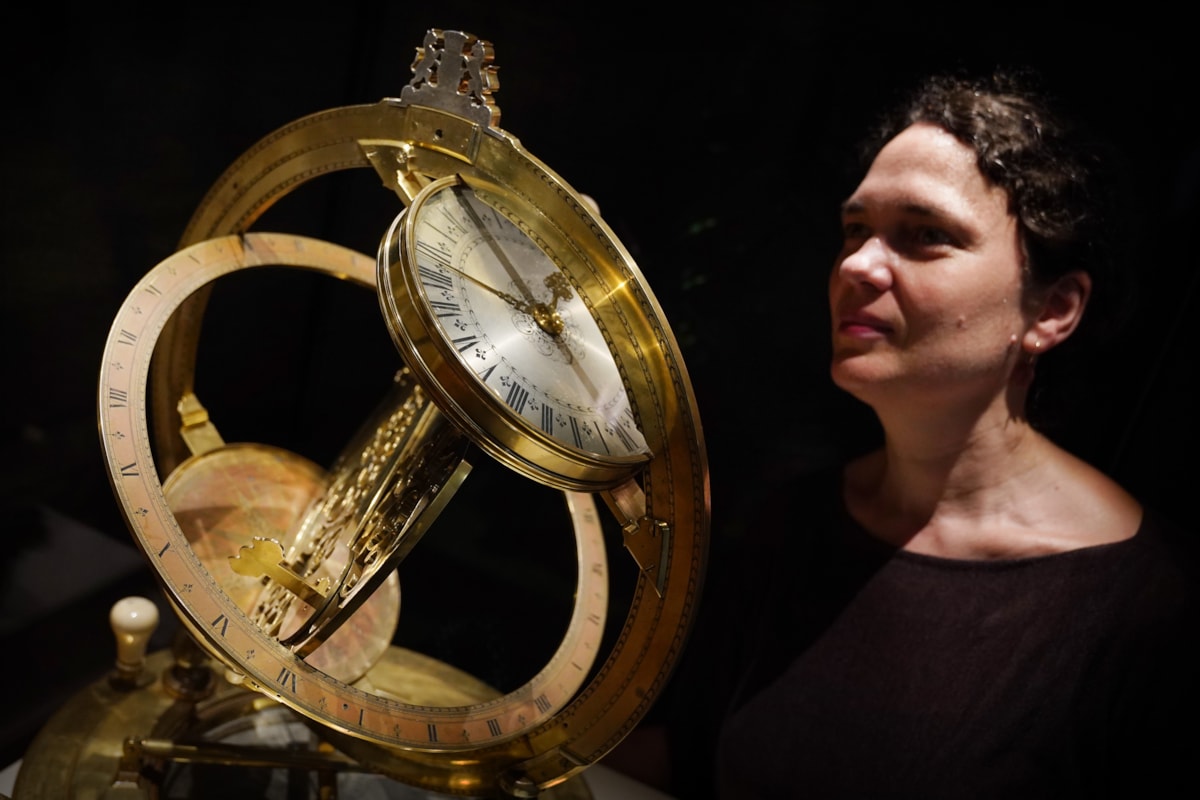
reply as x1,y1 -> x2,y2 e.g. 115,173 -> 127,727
176,392 -> 225,457
356,646 -> 499,707
261,370 -> 469,661
13,646 -> 595,799
91,27 -> 708,797
15,649 -> 183,798
162,442 -> 402,683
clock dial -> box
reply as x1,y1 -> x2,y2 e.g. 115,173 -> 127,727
379,176 -> 652,491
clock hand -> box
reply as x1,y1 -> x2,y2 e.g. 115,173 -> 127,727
559,335 -> 600,399
447,248 -> 592,397
442,260 -> 536,315
452,182 -> 539,307
533,292 -> 601,399
443,257 -> 571,339
451,183 -> 571,337
448,180 -> 597,396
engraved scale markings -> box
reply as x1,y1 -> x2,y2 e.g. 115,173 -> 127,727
98,232 -> 610,750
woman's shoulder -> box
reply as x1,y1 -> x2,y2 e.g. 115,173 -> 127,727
1042,443 -> 1145,548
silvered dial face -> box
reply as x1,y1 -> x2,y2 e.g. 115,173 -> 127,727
409,181 -> 649,462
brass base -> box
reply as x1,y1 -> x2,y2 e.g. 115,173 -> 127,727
13,647 -> 594,799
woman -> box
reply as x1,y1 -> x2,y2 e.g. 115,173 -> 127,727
828,85 -> 1134,561
622,70 -> 1199,799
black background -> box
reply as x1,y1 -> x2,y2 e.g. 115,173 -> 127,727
2,0 -> 1197,774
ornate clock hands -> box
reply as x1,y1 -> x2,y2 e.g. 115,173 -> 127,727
452,183 -> 535,303
439,258 -> 537,316
450,182 -> 570,339
440,253 -> 573,343
449,179 -> 603,397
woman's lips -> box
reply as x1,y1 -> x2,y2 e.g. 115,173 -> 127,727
836,313 -> 893,337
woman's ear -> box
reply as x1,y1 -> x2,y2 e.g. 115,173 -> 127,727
1022,270 -> 1092,353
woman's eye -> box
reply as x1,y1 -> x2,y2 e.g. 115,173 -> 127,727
841,222 -> 869,242
912,226 -> 953,247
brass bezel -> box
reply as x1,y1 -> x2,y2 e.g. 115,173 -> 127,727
378,173 -> 652,492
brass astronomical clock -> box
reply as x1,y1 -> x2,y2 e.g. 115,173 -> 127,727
13,28 -> 708,800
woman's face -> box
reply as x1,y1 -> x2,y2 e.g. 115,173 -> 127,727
828,122 -> 1033,410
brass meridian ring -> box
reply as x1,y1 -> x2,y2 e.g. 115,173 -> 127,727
100,233 -> 611,795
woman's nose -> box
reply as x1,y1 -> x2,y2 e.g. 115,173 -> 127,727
834,236 -> 893,291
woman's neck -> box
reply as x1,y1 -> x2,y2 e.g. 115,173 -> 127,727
845,396 -> 1140,558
